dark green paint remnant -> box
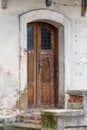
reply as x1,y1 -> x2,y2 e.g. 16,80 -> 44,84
42,114 -> 57,130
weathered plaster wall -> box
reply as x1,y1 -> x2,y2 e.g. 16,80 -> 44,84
0,0 -> 87,115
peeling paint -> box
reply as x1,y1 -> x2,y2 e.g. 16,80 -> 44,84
0,68 -> 19,116
0,0 -> 87,116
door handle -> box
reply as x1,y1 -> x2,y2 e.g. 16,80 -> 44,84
38,63 -> 44,68
38,63 -> 44,73
38,59 -> 44,68
38,59 -> 44,72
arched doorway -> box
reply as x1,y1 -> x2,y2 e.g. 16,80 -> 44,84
27,22 -> 58,108
20,9 -> 72,110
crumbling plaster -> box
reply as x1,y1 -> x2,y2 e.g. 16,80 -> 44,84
0,0 -> 87,115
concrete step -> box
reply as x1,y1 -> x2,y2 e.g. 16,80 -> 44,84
9,122 -> 41,130
20,109 -> 41,124
2,109 -> 42,130
20,114 -> 41,124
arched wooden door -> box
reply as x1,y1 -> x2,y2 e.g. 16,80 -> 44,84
27,22 -> 58,108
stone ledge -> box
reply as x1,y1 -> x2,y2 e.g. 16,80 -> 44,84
9,122 -> 41,129
41,109 -> 85,117
67,90 -> 87,96
41,109 -> 86,130
67,103 -> 83,109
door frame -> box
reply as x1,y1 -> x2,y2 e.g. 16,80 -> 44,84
19,9 -> 72,110
27,22 -> 58,108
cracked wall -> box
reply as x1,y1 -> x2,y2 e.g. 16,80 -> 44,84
0,0 -> 87,115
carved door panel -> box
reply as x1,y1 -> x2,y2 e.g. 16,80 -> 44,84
27,22 -> 58,108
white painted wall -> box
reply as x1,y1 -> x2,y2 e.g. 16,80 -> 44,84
0,0 -> 87,115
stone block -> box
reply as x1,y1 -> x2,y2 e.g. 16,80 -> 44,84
41,109 -> 85,130
67,103 -> 83,109
67,90 -> 87,109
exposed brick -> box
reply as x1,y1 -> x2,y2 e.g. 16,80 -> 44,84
20,115 -> 41,124
68,95 -> 83,104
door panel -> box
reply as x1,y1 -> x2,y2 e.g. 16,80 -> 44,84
27,23 -> 37,108
37,23 -> 55,108
38,52 -> 53,107
28,54 -> 34,81
28,86 -> 34,103
27,53 -> 34,104
41,55 -> 52,82
27,22 -> 58,108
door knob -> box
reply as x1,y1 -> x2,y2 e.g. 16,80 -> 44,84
38,63 -> 44,73
38,64 -> 44,68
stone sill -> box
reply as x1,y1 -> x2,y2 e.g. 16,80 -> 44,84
67,102 -> 83,109
67,90 -> 87,96
9,122 -> 41,129
41,109 -> 85,117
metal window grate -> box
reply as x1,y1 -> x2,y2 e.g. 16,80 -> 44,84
41,28 -> 51,50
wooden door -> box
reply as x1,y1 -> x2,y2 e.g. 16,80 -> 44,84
27,22 -> 58,108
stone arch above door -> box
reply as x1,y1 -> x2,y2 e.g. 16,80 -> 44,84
19,9 -> 72,110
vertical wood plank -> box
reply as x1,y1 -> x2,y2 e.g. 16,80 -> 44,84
27,23 -> 37,108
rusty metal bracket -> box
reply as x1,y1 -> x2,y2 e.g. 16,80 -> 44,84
46,0 -> 52,7
81,0 -> 87,16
